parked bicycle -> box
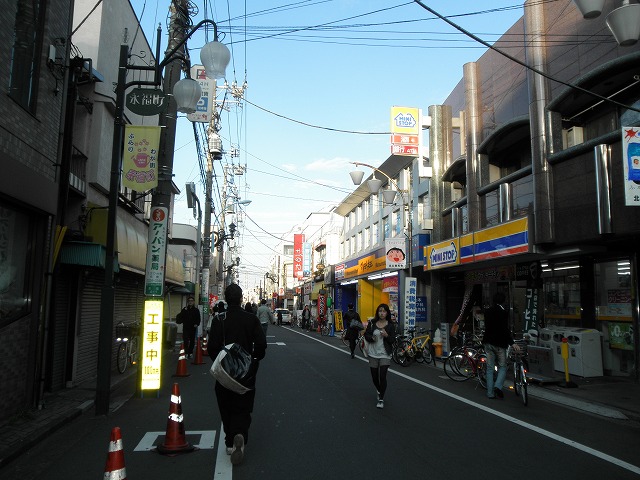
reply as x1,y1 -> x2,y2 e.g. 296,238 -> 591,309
443,331 -> 487,387
115,322 -> 140,374
508,339 -> 529,406
340,328 -> 365,356
392,327 -> 435,367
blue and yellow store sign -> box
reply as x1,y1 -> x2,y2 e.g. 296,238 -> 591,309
425,217 -> 530,271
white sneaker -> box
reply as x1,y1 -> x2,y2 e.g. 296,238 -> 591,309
376,400 -> 384,409
230,434 -> 245,465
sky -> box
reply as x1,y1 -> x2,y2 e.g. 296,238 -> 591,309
128,0 -> 527,292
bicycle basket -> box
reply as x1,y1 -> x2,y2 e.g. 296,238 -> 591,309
115,323 -> 139,339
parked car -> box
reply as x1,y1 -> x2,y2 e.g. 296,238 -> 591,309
275,308 -> 292,325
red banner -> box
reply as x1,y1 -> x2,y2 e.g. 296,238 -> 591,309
294,234 -> 305,280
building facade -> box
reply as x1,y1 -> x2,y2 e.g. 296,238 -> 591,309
426,0 -> 640,379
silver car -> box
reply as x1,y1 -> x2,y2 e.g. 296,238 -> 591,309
275,308 -> 292,325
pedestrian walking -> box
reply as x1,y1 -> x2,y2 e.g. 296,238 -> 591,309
244,302 -> 253,313
482,292 -> 519,399
256,299 -> 274,336
343,303 -> 363,358
276,309 -> 283,326
363,303 -> 396,409
301,305 -> 311,330
175,296 -> 200,358
208,283 -> 267,465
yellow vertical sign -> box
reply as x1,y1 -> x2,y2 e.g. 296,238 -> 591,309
123,125 -> 161,191
141,299 -> 164,390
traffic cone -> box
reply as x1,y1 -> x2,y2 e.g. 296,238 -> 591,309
191,337 -> 205,365
104,427 -> 127,480
173,343 -> 190,377
156,383 -> 197,456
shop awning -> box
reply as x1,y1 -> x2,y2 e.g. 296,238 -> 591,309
80,208 -> 184,285
58,241 -> 118,271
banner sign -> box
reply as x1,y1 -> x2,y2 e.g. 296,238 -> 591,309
385,237 -> 407,269
404,277 -> 417,328
523,287 -> 541,332
144,207 -> 168,296
303,242 -> 312,277
141,299 -> 164,390
390,106 -> 420,157
622,126 -> 640,206
123,125 -> 160,191
294,234 -> 304,279
187,65 -> 216,123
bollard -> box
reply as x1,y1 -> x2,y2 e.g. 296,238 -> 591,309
559,337 -> 577,388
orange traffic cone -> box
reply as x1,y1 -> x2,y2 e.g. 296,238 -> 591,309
191,337 -> 205,365
104,427 -> 127,479
156,383 -> 197,456
173,343 -> 190,377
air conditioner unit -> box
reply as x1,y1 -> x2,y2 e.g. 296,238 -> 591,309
563,126 -> 584,148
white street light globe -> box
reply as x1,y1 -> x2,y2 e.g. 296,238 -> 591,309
200,41 -> 231,79
173,78 -> 201,113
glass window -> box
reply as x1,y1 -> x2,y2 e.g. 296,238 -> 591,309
383,217 -> 390,240
372,222 -> 379,245
395,210 -> 402,236
372,194 -> 379,214
350,235 -> 356,255
542,260 -> 581,326
9,0 -> 45,111
364,227 -> 370,248
481,190 -> 499,228
0,202 -> 32,325
512,176 -> 533,218
593,259 -> 634,375
356,205 -> 362,224
357,231 -> 362,252
363,199 -> 369,219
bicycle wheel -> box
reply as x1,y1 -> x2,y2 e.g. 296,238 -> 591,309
116,343 -> 128,374
477,354 -> 488,388
519,364 -> 528,406
420,342 -> 434,365
393,340 -> 413,367
129,336 -> 139,366
443,353 -> 472,381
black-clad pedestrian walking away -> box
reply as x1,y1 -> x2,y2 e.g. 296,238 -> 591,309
208,283 -> 267,465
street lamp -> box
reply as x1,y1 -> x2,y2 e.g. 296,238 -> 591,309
349,160 -> 416,331
96,19 -> 230,415
572,0 -> 640,46
348,161 -> 413,275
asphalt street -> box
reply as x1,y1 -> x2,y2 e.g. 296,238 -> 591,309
3,326 -> 640,480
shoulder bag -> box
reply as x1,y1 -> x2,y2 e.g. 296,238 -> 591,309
209,316 -> 255,394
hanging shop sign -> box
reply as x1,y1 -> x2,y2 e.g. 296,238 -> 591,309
294,234 -> 304,279
144,207 -> 168,296
390,106 -> 421,157
404,277 -> 417,329
122,125 -> 160,191
125,87 -> 166,116
385,237 -> 407,269
187,65 -> 216,123
622,126 -> 640,206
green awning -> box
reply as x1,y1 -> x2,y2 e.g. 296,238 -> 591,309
58,241 -> 119,272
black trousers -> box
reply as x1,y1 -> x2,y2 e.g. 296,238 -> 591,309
215,381 -> 257,447
183,328 -> 197,355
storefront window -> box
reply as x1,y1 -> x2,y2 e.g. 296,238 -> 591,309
482,190 -> 499,228
0,203 -> 32,325
594,259 -> 634,375
542,261 -> 581,326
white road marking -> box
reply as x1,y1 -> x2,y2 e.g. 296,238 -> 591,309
213,421 -> 233,479
292,328 -> 640,476
133,430 -> 216,451
267,341 -> 286,345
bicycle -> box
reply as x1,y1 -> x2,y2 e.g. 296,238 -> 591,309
443,331 -> 487,387
320,320 -> 331,336
340,328 -> 365,355
392,327 -> 435,367
508,340 -> 529,406
115,322 -> 140,374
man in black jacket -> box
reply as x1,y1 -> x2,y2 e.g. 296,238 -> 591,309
343,304 -> 362,358
176,296 -> 200,358
208,283 -> 267,465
